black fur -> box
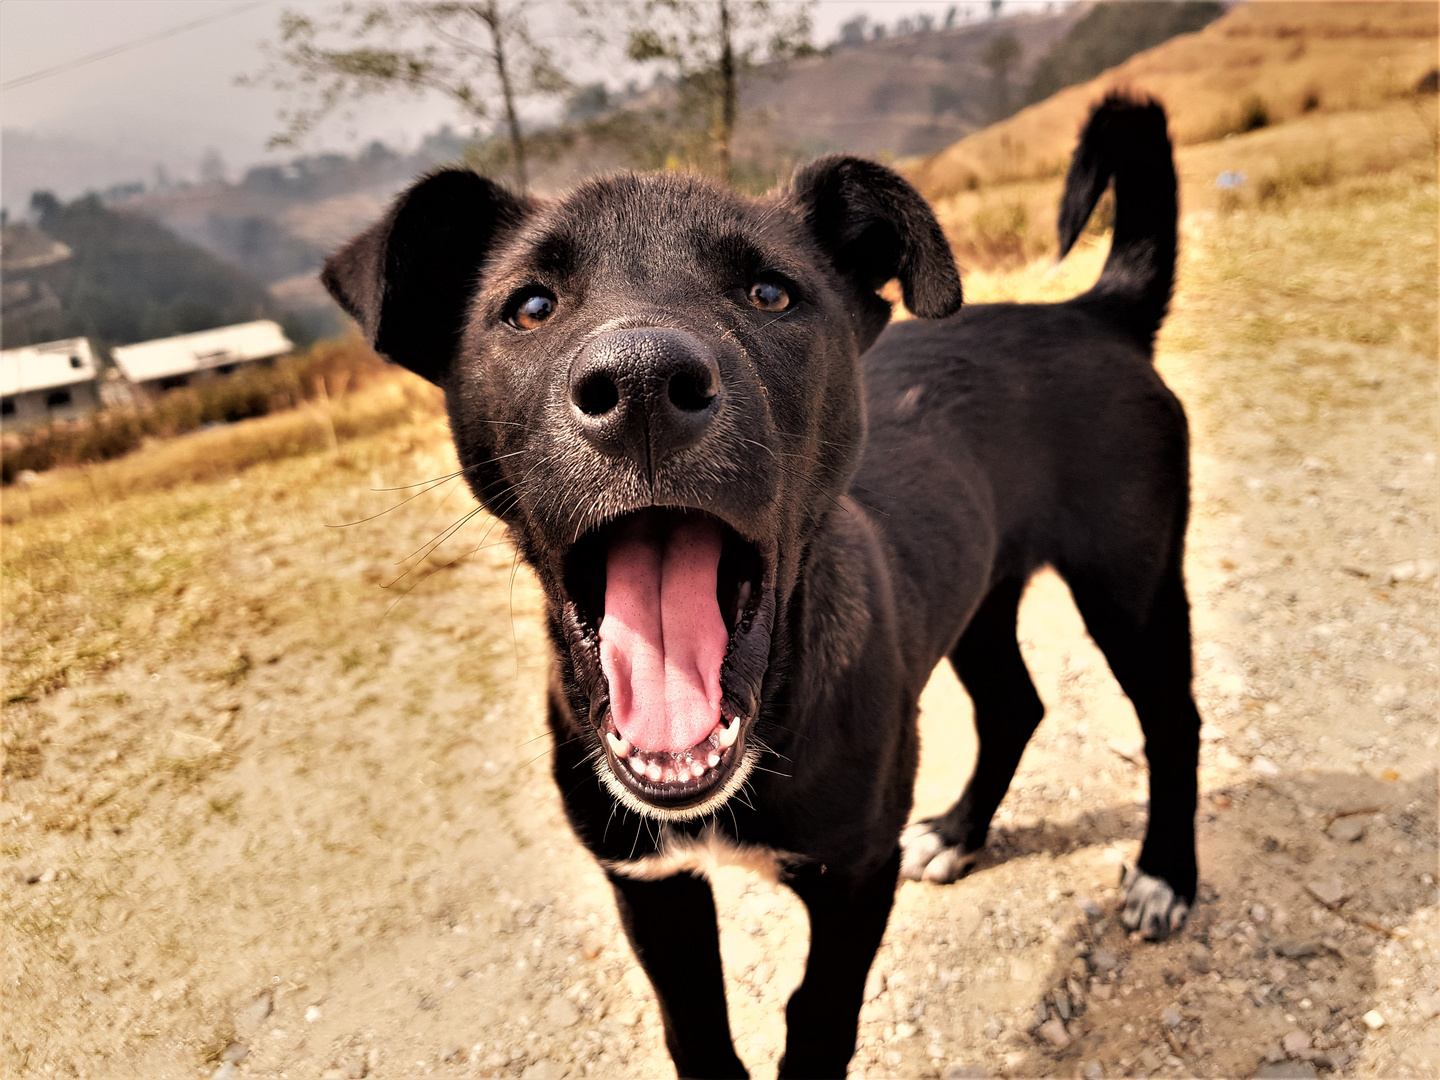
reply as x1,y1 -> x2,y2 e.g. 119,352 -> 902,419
323,93 -> 1198,1079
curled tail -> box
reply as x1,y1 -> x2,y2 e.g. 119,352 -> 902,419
1058,93 -> 1178,349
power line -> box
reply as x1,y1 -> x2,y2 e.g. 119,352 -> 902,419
1,2 -> 267,92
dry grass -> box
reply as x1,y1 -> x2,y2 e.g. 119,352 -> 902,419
1,372 -> 443,526
1,336 -> 400,485
905,1 -> 1438,200
933,96 -> 1437,271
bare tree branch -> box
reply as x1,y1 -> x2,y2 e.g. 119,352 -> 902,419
243,2 -> 569,189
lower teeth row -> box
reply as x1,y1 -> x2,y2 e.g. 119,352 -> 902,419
606,716 -> 740,784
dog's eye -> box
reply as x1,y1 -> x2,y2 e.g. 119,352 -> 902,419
510,290 -> 556,330
748,281 -> 790,312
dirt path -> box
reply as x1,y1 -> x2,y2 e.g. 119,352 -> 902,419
3,163 -> 1435,1079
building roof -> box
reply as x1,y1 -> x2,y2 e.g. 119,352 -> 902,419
0,222 -> 73,273
0,337 -> 98,397
111,320 -> 294,383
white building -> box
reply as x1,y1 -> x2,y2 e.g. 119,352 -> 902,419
0,337 -> 101,430
111,320 -> 294,397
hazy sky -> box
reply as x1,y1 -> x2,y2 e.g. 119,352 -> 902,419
1,0 -> 1033,210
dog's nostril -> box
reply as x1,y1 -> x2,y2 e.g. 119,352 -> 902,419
573,372 -> 620,417
668,370 -> 715,413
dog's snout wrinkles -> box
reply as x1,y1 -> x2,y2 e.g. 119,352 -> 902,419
568,328 -> 720,464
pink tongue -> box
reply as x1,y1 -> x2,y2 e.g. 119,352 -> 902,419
599,516 -> 727,754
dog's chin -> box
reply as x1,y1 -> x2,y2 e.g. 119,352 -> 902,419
561,507 -> 774,821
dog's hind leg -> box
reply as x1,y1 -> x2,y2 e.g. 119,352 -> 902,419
609,872 -> 748,1079
900,576 -> 1044,883
778,848 -> 901,1079
1063,560 -> 1201,940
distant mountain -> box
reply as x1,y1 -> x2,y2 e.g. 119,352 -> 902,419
2,191 -> 296,351
740,6 -> 1086,160
906,0 -> 1440,200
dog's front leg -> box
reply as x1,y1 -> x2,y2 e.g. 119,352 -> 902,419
778,847 -> 901,1079
609,871 -> 748,1080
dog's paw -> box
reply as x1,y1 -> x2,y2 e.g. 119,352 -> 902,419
900,821 -> 980,883
1120,865 -> 1190,940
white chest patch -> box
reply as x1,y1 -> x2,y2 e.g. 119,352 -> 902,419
604,826 -> 790,883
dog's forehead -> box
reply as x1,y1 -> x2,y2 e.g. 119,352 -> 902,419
500,172 -> 801,281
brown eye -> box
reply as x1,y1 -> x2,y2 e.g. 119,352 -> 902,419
511,291 -> 555,329
749,281 -> 790,312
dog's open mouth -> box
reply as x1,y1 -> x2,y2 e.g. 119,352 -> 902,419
563,507 -> 772,815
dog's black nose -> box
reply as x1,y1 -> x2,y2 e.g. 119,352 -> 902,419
568,328 -> 720,463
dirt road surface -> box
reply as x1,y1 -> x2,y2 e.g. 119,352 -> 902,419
3,159 -> 1435,1079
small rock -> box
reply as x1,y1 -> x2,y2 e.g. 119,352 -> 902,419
1283,1031 -> 1311,1054
1082,1062 -> 1104,1080
304,1004 -> 322,1023
1251,903 -> 1269,924
212,1064 -> 238,1080
520,1061 -> 564,1080
863,969 -> 886,1002
1137,1048 -> 1163,1072
1305,877 -> 1349,908
38,868 -> 56,884
1162,1007 -> 1182,1028
320,1071 -> 346,1080
1326,817 -> 1366,843
1362,1009 -> 1386,1030
235,992 -> 273,1035
895,1022 -> 917,1039
581,933 -> 604,960
1252,756 -> 1281,776
441,1045 -> 464,1063
1090,949 -> 1119,973
1032,1001 -> 1049,1027
1077,897 -> 1102,919
1274,938 -> 1320,959
982,1019 -> 1004,1040
1053,990 -> 1071,1021
1255,1063 -> 1317,1079
1188,946 -> 1212,974
345,1055 -> 370,1080
544,996 -> 580,1028
1037,1018 -> 1070,1049
943,1067 -> 990,1079
220,1043 -> 249,1064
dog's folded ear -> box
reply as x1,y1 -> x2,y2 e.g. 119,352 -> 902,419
321,169 -> 531,385
789,156 -> 962,332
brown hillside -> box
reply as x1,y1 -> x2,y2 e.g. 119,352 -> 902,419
906,1 -> 1439,200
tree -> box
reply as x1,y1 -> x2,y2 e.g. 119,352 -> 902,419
246,3 -> 567,190
602,0 -> 814,182
982,32 -> 1021,118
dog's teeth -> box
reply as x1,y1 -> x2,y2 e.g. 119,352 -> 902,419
708,752 -> 720,768
645,762 -> 663,782
606,732 -> 632,757
690,760 -> 705,779
717,717 -> 739,748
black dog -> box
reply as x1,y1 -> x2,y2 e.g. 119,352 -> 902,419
322,93 -> 1198,1079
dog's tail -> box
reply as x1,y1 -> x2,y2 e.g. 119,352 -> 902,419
1057,92 -> 1177,348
